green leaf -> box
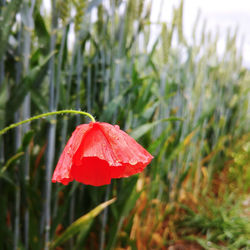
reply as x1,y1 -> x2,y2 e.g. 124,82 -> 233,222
1,152 -> 24,174
0,80 -> 8,110
49,197 -> 116,249
107,177 -> 140,250
0,172 -> 16,187
101,85 -> 133,121
21,130 -> 34,150
7,51 -> 56,115
73,221 -> 93,250
130,117 -> 183,140
34,9 -> 50,54
120,181 -> 141,218
0,80 -> 8,128
30,88 -> 48,113
0,0 -> 22,59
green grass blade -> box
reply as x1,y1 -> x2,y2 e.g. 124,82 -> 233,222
130,117 -> 183,140
49,198 -> 116,249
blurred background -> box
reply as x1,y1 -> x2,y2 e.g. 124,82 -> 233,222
0,0 -> 249,249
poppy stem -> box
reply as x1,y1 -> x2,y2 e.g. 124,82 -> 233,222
0,110 -> 96,136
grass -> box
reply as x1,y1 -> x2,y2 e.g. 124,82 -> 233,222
0,0 -> 249,249
118,135 -> 250,249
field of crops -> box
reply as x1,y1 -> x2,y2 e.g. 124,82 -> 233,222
0,0 -> 249,249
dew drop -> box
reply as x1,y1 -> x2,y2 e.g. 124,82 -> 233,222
129,160 -> 137,165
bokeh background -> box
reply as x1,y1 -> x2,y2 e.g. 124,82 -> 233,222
0,0 -> 249,249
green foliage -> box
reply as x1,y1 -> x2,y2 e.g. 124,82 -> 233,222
50,198 -> 116,249
181,196 -> 250,249
0,0 -> 249,249
0,0 -> 22,59
130,117 -> 183,140
230,135 -> 250,192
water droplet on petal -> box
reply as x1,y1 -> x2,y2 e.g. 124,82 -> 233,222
129,160 -> 137,165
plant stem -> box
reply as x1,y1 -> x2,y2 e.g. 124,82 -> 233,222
44,0 -> 57,248
13,22 -> 22,250
44,122 -> 56,250
0,8 -> 5,164
0,110 -> 96,136
14,185 -> 21,250
52,25 -> 67,221
23,1 -> 36,247
100,184 -> 111,250
69,43 -> 83,249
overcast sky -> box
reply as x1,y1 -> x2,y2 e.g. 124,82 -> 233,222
151,0 -> 250,67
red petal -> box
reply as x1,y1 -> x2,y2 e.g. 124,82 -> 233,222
71,157 -> 111,186
98,123 -> 153,177
73,122 -> 153,179
73,122 -> 119,167
52,124 -> 90,185
52,122 -> 153,186
110,162 -> 147,178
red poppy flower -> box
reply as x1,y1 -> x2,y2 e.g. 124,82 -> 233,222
52,122 -> 153,186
